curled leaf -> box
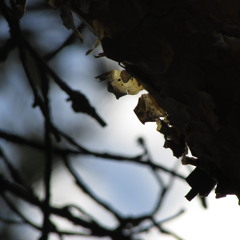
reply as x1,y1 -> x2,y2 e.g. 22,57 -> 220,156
96,70 -> 143,99
134,94 -> 167,124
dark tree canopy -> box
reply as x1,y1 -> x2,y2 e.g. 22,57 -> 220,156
63,0 -> 240,200
1,0 -> 240,240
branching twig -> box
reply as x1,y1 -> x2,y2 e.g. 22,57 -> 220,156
151,217 -> 184,240
62,155 -> 123,222
0,2 -> 191,240
0,147 -> 25,186
44,23 -> 85,61
24,40 -> 106,127
132,209 -> 185,235
0,128 -> 186,180
0,193 -> 41,231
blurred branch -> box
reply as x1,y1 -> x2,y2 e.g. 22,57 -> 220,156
0,132 -> 187,240
24,40 -> 107,127
0,147 -> 26,186
44,23 -> 86,61
0,192 -> 92,238
0,177 -> 116,238
0,38 -> 16,62
137,137 -> 175,214
62,155 -> 123,222
0,193 -> 41,231
154,223 -> 184,240
0,1 -> 191,240
40,49 -> 53,240
0,128 -> 186,180
153,162 -> 180,214
1,2 -> 55,237
132,209 -> 185,238
0,216 -> 26,225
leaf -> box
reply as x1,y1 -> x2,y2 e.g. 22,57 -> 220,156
185,168 -> 217,201
96,70 -> 143,99
134,94 -> 167,124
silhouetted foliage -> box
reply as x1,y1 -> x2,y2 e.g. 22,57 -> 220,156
67,0 -> 240,199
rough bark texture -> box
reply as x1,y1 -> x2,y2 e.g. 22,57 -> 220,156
53,0 -> 240,201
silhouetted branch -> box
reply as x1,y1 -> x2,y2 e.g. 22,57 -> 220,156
0,38 -> 16,62
0,147 -> 25,186
24,40 -> 106,127
0,128 -> 186,180
0,193 -> 41,231
0,1 -> 192,240
40,53 -> 53,240
62,155 -> 122,222
44,23 -> 85,61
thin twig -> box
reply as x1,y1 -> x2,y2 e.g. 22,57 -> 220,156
24,40 -> 106,127
132,209 -> 185,235
0,147 -> 25,185
140,140 -> 167,215
62,155 -> 123,222
154,161 -> 181,214
0,128 -> 186,180
40,55 -> 53,240
0,177 -> 110,237
151,217 -> 184,240
44,23 -> 85,61
0,193 -> 41,230
0,216 -> 25,225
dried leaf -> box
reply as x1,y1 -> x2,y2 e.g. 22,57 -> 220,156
120,70 -> 132,83
96,70 -> 143,99
156,118 -> 162,131
134,94 -> 167,124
